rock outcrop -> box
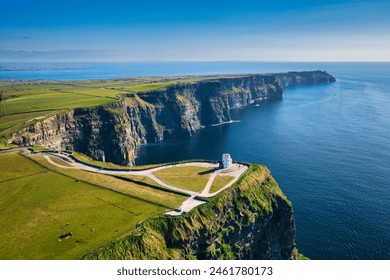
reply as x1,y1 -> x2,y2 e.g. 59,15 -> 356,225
9,71 -> 335,166
81,164 -> 305,260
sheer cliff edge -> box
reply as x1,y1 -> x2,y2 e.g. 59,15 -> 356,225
9,71 -> 335,166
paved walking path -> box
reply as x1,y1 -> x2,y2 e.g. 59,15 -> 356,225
165,195 -> 206,216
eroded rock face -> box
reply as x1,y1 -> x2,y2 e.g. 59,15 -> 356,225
9,71 -> 335,166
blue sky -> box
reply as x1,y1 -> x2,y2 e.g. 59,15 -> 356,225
0,0 -> 389,62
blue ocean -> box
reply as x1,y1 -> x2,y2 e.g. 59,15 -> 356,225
1,62 -> 389,259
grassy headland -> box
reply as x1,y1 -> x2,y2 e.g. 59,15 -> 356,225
82,164 -> 300,260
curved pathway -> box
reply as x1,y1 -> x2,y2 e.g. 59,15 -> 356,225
8,148 -> 248,214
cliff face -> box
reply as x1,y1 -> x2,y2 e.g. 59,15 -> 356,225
82,165 -> 303,260
274,70 -> 336,88
9,71 -> 335,166
136,74 -> 282,136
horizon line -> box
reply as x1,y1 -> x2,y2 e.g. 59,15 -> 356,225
1,60 -> 390,64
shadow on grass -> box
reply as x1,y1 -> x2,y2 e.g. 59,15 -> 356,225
198,168 -> 218,176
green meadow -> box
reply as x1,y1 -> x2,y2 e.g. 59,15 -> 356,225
0,152 -> 187,259
153,166 -> 215,192
209,175 -> 235,193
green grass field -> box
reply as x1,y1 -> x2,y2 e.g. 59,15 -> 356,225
123,81 -> 175,92
30,146 -> 50,153
209,175 -> 235,193
0,152 -> 186,259
0,152 -> 44,181
153,166 -> 215,192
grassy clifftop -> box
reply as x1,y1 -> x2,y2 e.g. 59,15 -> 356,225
82,164 -> 303,260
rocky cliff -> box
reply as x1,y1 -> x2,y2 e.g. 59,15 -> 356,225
82,164 -> 305,260
274,70 -> 336,88
8,71 -> 335,166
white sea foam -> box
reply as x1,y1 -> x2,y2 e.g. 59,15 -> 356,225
211,120 -> 241,127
